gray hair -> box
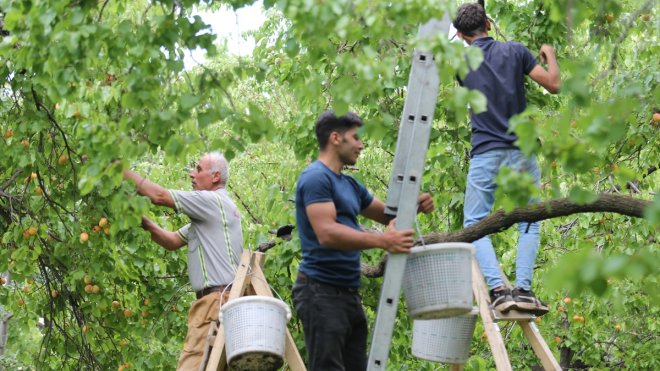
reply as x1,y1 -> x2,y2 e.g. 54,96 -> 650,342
206,152 -> 229,185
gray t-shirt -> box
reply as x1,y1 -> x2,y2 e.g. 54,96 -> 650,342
169,188 -> 243,292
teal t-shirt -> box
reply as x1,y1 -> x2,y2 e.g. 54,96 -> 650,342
295,161 -> 373,288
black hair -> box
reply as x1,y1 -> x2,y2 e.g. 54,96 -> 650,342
315,110 -> 363,149
453,3 -> 488,37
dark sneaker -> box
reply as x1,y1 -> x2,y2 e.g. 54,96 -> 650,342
489,288 -> 516,312
512,288 -> 549,316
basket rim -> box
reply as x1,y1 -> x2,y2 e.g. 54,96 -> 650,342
410,242 -> 474,255
221,296 -> 290,313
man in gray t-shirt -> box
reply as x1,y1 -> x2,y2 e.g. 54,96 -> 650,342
124,151 -> 242,371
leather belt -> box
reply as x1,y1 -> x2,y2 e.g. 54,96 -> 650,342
195,285 -> 229,300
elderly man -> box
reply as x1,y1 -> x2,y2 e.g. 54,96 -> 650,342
123,152 -> 243,370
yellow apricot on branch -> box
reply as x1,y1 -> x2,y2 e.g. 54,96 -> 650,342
58,154 -> 68,165
27,226 -> 38,236
653,112 -> 660,124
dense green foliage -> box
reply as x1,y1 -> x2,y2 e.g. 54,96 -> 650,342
0,0 -> 658,369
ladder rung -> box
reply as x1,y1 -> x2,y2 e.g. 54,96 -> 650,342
490,308 -> 536,322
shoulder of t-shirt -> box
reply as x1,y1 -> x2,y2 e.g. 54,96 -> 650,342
300,161 -> 331,179
169,189 -> 220,206
507,41 -> 537,72
298,163 -> 332,187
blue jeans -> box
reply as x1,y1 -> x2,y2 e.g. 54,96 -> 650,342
292,274 -> 368,371
463,148 -> 541,290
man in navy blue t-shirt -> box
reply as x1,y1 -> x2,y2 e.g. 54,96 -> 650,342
453,3 -> 560,315
293,110 -> 434,370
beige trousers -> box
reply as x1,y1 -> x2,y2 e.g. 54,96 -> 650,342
177,291 -> 230,371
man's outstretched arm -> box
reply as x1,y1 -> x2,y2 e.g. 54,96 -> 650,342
528,44 -> 561,94
123,169 -> 175,208
141,217 -> 185,251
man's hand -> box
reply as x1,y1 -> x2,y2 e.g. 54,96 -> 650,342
380,219 -> 415,254
417,193 -> 435,214
141,216 -> 155,230
539,44 -> 555,65
529,44 -> 560,94
141,216 -> 185,250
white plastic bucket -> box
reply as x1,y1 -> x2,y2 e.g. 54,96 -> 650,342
403,242 -> 474,319
412,308 -> 478,364
220,296 -> 292,371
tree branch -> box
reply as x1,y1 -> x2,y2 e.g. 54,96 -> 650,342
361,194 -> 652,277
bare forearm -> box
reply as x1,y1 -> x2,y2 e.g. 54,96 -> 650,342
142,217 -> 184,250
546,57 -> 560,91
123,170 -> 173,207
317,223 -> 387,251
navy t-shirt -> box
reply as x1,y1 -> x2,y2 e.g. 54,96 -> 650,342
295,160 -> 374,288
458,37 -> 537,156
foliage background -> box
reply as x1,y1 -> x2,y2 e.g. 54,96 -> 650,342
0,0 -> 658,369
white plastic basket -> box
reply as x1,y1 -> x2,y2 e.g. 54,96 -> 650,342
220,296 -> 292,370
412,308 -> 478,364
403,242 -> 474,319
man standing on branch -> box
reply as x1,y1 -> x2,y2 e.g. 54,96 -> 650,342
293,111 -> 435,370
453,3 -> 560,315
123,152 -> 243,370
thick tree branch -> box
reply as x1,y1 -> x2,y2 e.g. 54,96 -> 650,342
361,194 -> 652,278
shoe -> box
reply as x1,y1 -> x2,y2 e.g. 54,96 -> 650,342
512,287 -> 549,316
489,288 -> 516,312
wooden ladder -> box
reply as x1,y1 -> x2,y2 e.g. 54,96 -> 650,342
471,258 -> 561,370
203,250 -> 306,371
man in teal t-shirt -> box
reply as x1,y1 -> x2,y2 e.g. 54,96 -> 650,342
293,111 -> 435,370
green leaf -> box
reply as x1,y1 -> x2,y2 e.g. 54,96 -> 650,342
568,187 -> 598,204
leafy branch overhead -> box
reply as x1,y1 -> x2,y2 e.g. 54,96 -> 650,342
0,0 -> 658,370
